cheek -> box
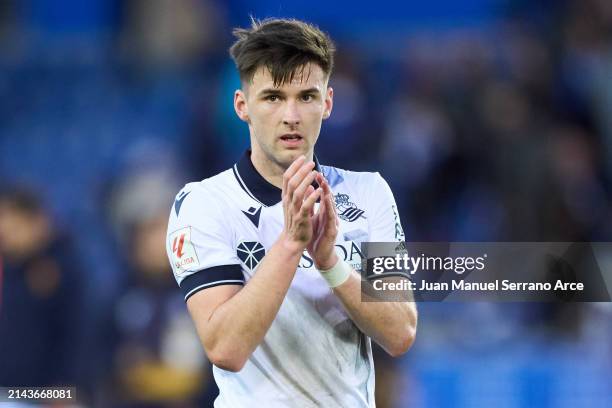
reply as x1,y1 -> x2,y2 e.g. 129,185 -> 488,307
303,103 -> 325,121
251,106 -> 279,125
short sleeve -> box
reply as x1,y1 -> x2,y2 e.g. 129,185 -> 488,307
367,173 -> 406,243
166,184 -> 244,301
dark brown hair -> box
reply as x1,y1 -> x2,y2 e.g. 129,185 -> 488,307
229,18 -> 335,86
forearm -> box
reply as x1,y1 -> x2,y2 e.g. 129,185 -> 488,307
203,236 -> 302,368
332,270 -> 417,356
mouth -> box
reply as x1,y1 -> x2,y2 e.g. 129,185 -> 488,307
279,133 -> 304,148
279,133 -> 303,141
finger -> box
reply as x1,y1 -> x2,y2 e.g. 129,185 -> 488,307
323,178 -> 337,215
315,188 -> 326,223
283,158 -> 307,203
310,205 -> 318,232
303,185 -> 315,217
321,178 -> 337,225
330,193 -> 339,227
301,187 -> 322,218
292,169 -> 317,212
328,193 -> 337,225
291,169 -> 317,212
286,161 -> 315,205
282,155 -> 307,195
315,173 -> 326,193
311,192 -> 319,217
318,177 -> 333,210
304,184 -> 315,198
319,175 -> 331,196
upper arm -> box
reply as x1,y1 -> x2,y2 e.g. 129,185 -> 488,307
366,174 -> 417,330
186,284 -> 241,347
166,185 -> 245,338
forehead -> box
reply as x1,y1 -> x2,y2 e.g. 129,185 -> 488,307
247,63 -> 328,93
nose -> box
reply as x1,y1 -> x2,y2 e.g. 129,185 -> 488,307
282,100 -> 300,126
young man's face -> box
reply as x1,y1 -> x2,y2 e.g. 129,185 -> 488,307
234,62 -> 333,169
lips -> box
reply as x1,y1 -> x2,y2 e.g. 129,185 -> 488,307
279,133 -> 304,148
280,133 -> 303,141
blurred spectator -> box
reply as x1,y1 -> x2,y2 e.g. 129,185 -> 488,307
106,170 -> 215,407
0,188 -> 82,386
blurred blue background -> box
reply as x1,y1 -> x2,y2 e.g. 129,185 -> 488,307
0,0 -> 611,407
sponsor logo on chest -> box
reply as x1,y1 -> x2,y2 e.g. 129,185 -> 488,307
298,240 -> 364,270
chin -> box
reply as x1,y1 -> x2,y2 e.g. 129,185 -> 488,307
278,149 -> 308,166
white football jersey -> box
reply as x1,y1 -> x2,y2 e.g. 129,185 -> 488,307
166,151 -> 405,408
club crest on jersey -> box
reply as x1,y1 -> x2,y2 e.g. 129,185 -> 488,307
334,193 -> 365,222
237,241 -> 265,271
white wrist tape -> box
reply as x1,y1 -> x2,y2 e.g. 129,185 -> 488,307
319,258 -> 351,288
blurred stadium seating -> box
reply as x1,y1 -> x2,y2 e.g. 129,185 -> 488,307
0,0 -> 611,406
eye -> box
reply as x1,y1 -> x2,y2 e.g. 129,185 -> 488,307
265,95 -> 280,102
301,94 -> 314,102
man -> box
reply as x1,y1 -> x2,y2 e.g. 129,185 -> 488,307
0,188 -> 82,387
166,18 -> 417,407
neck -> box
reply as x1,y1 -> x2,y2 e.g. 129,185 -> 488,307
250,148 -> 313,189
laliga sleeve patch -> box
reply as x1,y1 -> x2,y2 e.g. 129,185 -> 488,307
169,227 -> 200,275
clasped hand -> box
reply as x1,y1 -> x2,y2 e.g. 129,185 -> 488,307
281,156 -> 339,271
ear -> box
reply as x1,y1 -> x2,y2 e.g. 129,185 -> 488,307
234,89 -> 250,123
322,86 -> 333,120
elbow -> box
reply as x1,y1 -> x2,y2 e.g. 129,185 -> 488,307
208,351 -> 247,373
387,325 -> 416,357
207,346 -> 249,373
214,359 -> 246,373
387,313 -> 418,357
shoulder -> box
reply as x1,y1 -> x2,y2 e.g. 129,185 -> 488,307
320,165 -> 388,193
321,165 -> 397,217
169,168 -> 236,222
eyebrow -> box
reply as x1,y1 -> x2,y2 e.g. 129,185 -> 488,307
257,87 -> 321,97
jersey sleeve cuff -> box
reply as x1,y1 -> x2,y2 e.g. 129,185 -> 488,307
180,264 -> 245,301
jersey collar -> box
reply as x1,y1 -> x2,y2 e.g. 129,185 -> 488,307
233,150 -> 322,207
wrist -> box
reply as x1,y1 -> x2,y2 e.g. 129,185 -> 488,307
277,232 -> 306,258
318,257 -> 351,288
315,252 -> 339,271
